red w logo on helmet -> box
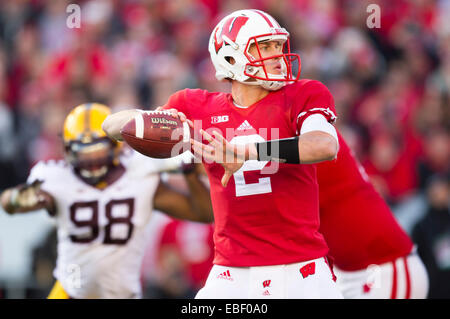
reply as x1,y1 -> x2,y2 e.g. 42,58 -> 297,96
214,16 -> 249,53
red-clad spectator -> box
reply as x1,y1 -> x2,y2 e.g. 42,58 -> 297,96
363,130 -> 423,204
157,219 -> 214,291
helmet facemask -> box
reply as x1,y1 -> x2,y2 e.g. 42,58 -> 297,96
243,35 -> 301,90
65,137 -> 118,185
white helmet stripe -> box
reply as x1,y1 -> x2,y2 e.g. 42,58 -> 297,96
252,10 -> 281,28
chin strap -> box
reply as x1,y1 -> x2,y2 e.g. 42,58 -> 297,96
259,80 -> 286,91
241,67 -> 288,91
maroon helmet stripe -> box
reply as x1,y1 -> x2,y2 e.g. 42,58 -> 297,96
253,10 -> 274,28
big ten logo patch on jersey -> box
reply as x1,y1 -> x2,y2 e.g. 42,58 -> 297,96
211,115 -> 229,124
299,262 -> 316,279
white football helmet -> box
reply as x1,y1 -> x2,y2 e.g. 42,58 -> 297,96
209,9 -> 301,91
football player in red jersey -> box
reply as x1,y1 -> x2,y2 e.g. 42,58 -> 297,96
317,132 -> 429,298
103,9 -> 343,298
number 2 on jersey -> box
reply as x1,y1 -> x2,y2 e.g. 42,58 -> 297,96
69,198 -> 134,245
230,134 -> 273,197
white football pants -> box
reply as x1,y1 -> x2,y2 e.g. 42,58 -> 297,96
195,257 -> 344,299
334,250 -> 429,299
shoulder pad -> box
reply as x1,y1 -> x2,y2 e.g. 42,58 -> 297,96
27,160 -> 69,184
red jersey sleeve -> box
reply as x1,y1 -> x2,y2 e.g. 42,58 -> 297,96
290,80 -> 337,135
160,89 -> 190,118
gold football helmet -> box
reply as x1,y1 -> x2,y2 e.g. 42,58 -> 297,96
63,103 -> 122,184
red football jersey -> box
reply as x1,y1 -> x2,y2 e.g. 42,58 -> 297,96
162,80 -> 337,267
317,132 -> 414,271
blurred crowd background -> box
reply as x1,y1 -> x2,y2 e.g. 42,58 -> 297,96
0,0 -> 448,299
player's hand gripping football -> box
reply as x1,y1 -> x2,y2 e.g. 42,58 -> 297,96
102,107 -> 191,142
190,129 -> 258,187
154,107 -> 193,128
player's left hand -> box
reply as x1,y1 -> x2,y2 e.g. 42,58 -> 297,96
190,129 -> 257,187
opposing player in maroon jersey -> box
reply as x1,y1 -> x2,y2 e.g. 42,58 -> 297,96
317,132 -> 429,298
103,9 -> 343,298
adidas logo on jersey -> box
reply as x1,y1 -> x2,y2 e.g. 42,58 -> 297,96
217,270 -> 233,281
262,289 -> 271,296
237,120 -> 254,131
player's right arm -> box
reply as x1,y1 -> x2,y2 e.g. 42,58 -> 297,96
0,181 -> 56,216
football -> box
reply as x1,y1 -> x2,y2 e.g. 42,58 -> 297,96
120,111 -> 191,158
